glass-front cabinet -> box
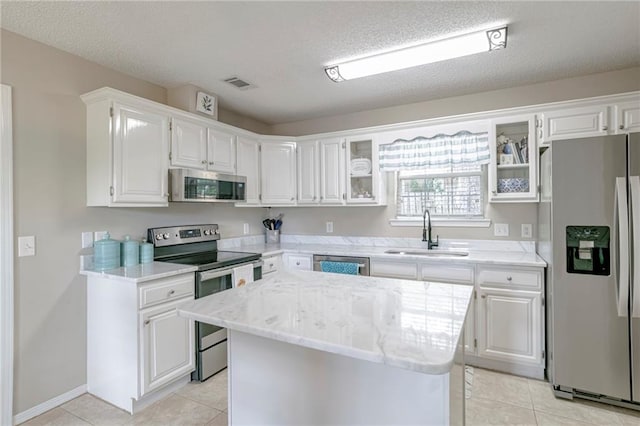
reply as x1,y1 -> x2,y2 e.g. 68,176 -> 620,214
345,134 -> 386,204
488,114 -> 539,203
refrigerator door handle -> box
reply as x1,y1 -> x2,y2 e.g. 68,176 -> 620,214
630,176 -> 640,318
614,177 -> 630,318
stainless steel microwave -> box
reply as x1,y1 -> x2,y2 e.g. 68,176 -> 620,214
169,169 -> 246,202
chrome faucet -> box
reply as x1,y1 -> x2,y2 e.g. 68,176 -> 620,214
422,209 -> 439,249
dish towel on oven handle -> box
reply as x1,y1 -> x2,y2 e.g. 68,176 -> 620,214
319,261 -> 359,275
232,264 -> 254,288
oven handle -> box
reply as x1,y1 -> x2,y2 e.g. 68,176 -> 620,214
198,260 -> 263,281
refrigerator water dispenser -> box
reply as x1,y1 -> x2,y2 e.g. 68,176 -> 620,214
566,226 -> 610,275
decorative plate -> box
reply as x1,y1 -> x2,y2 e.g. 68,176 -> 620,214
498,178 -> 529,193
351,158 -> 372,176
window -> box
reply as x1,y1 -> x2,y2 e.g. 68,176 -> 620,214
396,164 -> 486,218
378,130 -> 489,224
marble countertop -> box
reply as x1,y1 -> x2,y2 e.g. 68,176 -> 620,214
178,269 -> 473,375
80,262 -> 197,283
236,242 -> 546,267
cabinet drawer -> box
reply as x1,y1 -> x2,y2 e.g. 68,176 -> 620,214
139,274 -> 194,309
285,254 -> 313,271
420,264 -> 474,284
370,260 -> 418,280
262,254 -> 281,275
477,267 -> 541,290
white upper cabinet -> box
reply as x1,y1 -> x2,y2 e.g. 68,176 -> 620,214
170,117 -> 207,169
542,105 -> 609,143
345,135 -> 385,204
296,141 -> 319,204
207,128 -> 236,174
488,114 -> 538,203
319,138 -> 345,205
170,117 -> 236,174
614,101 -> 640,134
83,90 -> 171,207
261,141 -> 297,205
236,136 -> 261,205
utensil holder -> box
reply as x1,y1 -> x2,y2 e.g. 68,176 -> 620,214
266,230 -> 280,244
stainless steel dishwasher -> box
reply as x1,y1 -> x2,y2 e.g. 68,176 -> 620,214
312,254 -> 370,276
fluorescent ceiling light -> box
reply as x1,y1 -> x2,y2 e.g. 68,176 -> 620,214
325,26 -> 508,82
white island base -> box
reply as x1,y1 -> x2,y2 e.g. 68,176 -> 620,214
227,330 -> 465,425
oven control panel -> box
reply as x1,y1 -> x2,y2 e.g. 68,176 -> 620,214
148,224 -> 220,247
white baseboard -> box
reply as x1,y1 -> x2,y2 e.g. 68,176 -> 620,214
13,384 -> 87,425
466,355 -> 545,380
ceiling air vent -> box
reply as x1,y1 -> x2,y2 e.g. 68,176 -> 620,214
223,77 -> 253,90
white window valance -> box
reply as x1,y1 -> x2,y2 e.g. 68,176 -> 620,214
379,131 -> 490,171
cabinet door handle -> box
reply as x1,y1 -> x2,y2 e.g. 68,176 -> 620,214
168,289 -> 176,296
296,262 -> 300,266
481,295 -> 486,299
291,197 -> 294,201
620,124 -> 625,130
602,125 -> 608,131
269,263 -> 274,267
209,161 -> 214,165
507,276 -> 512,281
144,319 -> 150,325
201,160 -> 207,164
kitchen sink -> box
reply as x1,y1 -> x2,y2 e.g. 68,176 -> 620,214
384,249 -> 469,257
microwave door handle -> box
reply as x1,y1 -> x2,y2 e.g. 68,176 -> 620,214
614,177 -> 630,318
630,176 -> 640,318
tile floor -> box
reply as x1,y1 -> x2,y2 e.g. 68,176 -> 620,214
20,367 -> 640,426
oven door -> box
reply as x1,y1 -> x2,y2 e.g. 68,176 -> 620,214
194,261 -> 262,380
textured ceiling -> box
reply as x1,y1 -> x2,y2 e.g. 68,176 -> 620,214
1,1 -> 639,125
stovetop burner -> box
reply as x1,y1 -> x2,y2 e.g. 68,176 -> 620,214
162,250 -> 261,271
148,224 -> 260,271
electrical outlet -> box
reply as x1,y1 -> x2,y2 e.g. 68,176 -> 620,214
18,236 -> 35,257
243,223 -> 250,235
94,230 -> 107,242
82,231 -> 94,248
494,223 -> 509,237
521,224 -> 533,239
326,221 -> 333,233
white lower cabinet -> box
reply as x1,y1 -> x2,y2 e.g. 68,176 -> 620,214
86,272 -> 195,413
370,259 -> 419,280
476,287 -> 542,365
370,257 -> 544,376
141,299 -> 195,394
283,253 -> 313,271
262,253 -> 283,275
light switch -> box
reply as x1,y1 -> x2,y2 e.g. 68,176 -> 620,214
18,235 -> 35,257
521,224 -> 533,239
326,221 -> 333,233
82,231 -> 94,248
243,223 -> 250,235
494,223 -> 509,237
94,230 -> 107,242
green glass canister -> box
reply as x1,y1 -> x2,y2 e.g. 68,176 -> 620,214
121,235 -> 139,267
139,238 -> 154,264
94,232 -> 120,271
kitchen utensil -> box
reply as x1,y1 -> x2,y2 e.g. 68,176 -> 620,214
275,219 -> 282,230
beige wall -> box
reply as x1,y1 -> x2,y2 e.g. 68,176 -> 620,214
3,25 -> 640,415
271,67 -> 640,136
1,30 -> 265,414
270,67 -> 640,240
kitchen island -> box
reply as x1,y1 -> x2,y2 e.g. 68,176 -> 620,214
179,269 -> 473,425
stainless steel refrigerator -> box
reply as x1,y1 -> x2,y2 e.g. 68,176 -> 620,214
538,133 -> 640,409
